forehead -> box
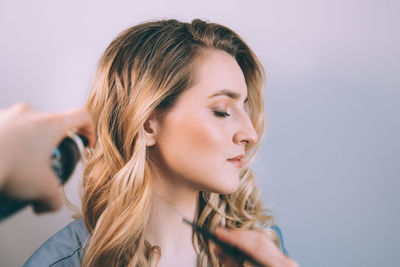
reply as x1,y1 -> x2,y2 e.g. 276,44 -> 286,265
185,50 -> 248,100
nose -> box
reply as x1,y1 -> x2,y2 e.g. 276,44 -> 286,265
232,114 -> 258,147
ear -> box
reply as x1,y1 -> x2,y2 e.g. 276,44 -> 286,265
143,113 -> 159,147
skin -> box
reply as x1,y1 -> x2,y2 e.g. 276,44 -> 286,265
214,227 -> 299,267
0,103 -> 95,214
144,49 -> 297,266
146,49 -> 257,195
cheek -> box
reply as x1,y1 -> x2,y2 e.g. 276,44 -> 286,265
161,114 -> 224,166
184,119 -> 224,161
156,112 -> 240,194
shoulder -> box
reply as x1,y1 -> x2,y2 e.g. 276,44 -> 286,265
23,218 -> 90,267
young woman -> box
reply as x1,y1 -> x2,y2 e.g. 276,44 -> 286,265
24,19 -> 298,267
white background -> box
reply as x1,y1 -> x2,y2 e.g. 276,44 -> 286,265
0,0 -> 399,266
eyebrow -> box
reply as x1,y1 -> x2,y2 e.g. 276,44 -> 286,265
208,89 -> 248,103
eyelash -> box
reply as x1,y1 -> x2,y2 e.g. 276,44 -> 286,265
213,110 -> 231,118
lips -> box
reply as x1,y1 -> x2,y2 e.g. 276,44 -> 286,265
228,155 -> 244,161
227,154 -> 244,168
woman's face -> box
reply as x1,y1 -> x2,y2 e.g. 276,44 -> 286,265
150,50 -> 258,194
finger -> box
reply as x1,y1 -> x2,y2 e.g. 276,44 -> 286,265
31,169 -> 63,213
215,228 -> 300,267
214,246 -> 242,267
215,227 -> 267,250
214,228 -> 280,266
10,102 -> 32,112
58,107 -> 96,147
214,245 -> 222,256
32,186 -> 63,214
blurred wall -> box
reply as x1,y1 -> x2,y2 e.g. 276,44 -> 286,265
0,0 -> 399,266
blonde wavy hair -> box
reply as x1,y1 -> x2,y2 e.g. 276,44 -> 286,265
81,18 -> 278,267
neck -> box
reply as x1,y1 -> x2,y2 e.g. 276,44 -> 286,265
145,173 -> 199,265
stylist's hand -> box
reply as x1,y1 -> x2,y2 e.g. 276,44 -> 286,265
214,227 -> 299,267
0,102 -> 95,213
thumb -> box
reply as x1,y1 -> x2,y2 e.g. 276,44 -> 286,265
31,168 -> 63,214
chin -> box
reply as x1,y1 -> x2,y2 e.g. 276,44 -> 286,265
215,186 -> 239,195
202,177 -> 240,195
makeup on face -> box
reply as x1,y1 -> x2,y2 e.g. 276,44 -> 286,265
227,154 -> 244,169
149,50 -> 255,194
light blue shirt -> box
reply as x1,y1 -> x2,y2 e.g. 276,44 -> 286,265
24,218 -> 289,267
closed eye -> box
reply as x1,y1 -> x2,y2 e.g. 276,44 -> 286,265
213,111 -> 230,118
